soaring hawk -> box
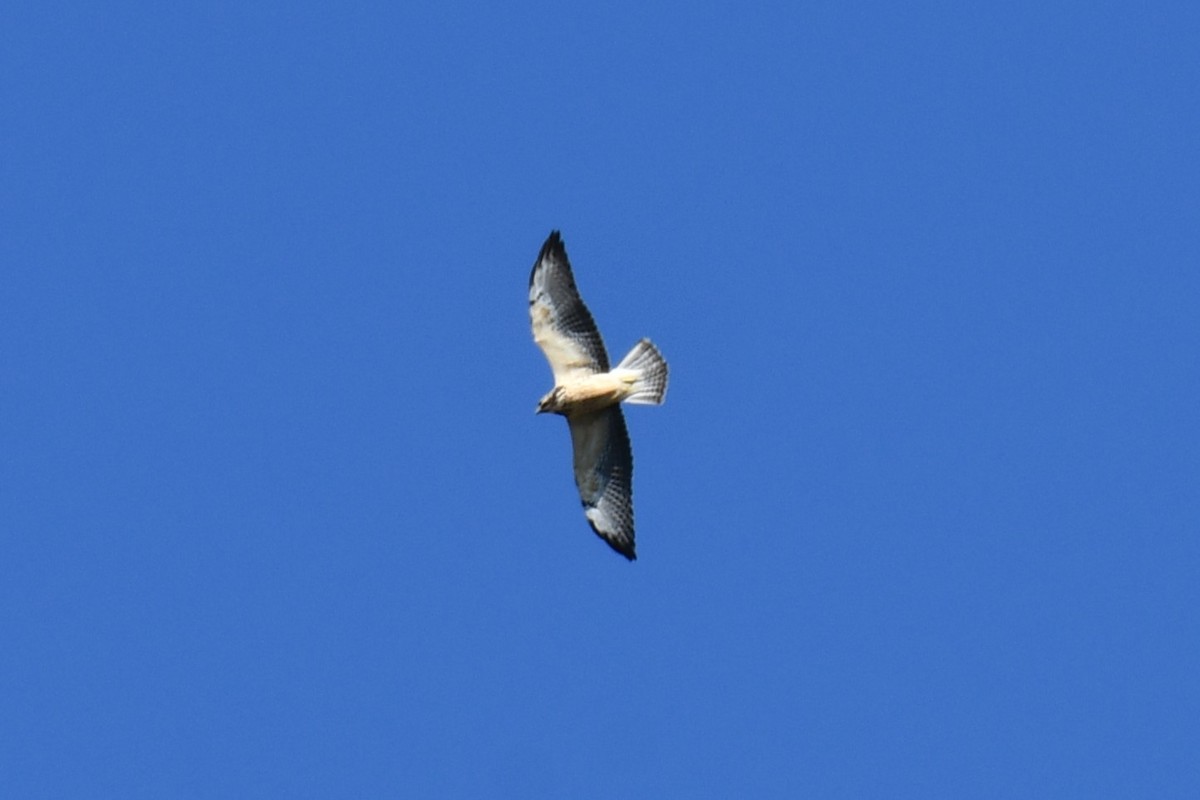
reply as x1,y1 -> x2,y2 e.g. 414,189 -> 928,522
529,231 -> 668,560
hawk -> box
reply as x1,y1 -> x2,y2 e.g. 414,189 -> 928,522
529,231 -> 668,560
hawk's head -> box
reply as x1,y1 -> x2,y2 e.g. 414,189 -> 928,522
537,388 -> 565,415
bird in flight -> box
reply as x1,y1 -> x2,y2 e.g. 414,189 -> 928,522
529,231 -> 668,560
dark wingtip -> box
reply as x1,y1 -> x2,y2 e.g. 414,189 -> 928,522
609,540 -> 637,561
531,230 -> 568,288
585,517 -> 637,561
540,230 -> 565,260
609,535 -> 638,561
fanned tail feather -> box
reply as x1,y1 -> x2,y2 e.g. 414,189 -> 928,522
614,339 -> 668,405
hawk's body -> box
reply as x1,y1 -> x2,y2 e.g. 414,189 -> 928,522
529,231 -> 668,560
537,372 -> 641,415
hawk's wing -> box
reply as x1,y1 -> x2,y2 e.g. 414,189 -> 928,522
567,406 -> 636,560
529,231 -> 610,383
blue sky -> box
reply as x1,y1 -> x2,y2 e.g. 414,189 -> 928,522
3,1 -> 1198,796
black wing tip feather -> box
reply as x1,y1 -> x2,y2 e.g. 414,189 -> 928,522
530,230 -> 569,288
540,229 -> 566,262
586,518 -> 637,561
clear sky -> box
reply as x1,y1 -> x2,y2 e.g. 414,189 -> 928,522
4,1 -> 1198,797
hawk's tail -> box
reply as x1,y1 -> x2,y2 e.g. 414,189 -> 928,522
615,339 -> 669,405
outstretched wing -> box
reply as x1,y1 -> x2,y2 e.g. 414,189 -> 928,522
567,406 -> 636,560
529,231 -> 610,383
